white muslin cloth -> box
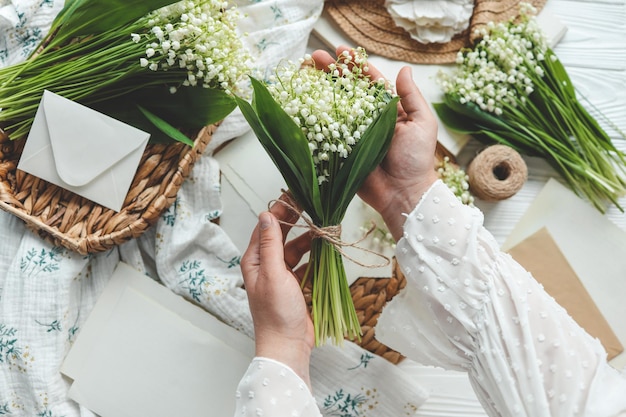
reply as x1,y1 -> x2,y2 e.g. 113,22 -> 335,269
0,1 -> 429,416
0,0 -> 64,66
384,0 -> 474,43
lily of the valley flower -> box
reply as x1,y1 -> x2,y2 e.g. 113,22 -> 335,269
437,3 -> 545,116
267,49 -> 392,185
437,156 -> 474,206
133,0 -> 250,93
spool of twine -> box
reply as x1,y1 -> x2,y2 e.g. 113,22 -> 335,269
467,145 -> 527,201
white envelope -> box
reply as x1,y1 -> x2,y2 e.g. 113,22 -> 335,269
17,90 -> 150,212
61,262 -> 254,417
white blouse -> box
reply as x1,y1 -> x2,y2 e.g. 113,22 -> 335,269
234,180 -> 626,417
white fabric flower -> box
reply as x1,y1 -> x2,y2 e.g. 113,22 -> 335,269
384,0 -> 475,44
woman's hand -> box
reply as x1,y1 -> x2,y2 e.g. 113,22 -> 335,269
241,195 -> 315,387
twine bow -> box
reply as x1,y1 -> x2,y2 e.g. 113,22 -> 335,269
270,196 -> 391,269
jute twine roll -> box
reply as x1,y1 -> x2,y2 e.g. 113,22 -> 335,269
467,145 -> 527,201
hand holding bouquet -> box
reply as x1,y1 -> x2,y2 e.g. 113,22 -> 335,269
236,47 -> 399,345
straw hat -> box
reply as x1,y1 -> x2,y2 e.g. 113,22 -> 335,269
324,0 -> 547,64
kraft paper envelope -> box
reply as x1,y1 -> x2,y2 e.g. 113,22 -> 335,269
17,90 -> 150,212
61,262 -> 254,417
502,178 -> 626,368
507,227 -> 624,360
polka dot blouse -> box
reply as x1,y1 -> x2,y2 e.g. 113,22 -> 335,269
235,180 -> 626,417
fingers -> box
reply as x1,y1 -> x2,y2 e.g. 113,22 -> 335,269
333,44 -> 386,83
257,211 -> 288,276
269,192 -> 301,243
284,231 -> 312,270
242,212 -> 265,288
311,45 -> 387,85
311,49 -> 335,70
247,191 -> 310,278
396,66 -> 432,120
311,45 -> 355,70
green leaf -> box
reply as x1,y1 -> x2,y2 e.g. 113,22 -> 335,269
249,78 -> 315,182
433,102 -> 481,134
235,93 -> 320,221
130,85 -> 236,128
49,0 -> 179,48
543,49 -> 576,98
246,77 -> 323,221
87,85 -> 234,144
330,97 -> 399,223
137,106 -> 195,146
443,95 -> 512,132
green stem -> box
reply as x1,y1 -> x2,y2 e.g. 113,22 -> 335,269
310,238 -> 361,345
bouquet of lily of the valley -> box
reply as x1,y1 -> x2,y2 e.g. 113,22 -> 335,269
0,0 -> 251,145
434,3 -> 626,212
236,48 -> 399,345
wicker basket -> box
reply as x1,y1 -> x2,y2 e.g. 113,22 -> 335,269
350,258 -> 407,364
0,125 -> 215,254
304,257 -> 407,365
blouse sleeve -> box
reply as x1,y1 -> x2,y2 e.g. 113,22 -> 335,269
375,180 -> 626,417
234,357 -> 322,417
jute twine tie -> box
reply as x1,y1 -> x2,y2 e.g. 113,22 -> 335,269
467,144 -> 528,201
270,197 -> 391,269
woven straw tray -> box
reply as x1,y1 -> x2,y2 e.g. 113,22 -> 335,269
349,259 -> 407,364
0,125 -> 215,254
